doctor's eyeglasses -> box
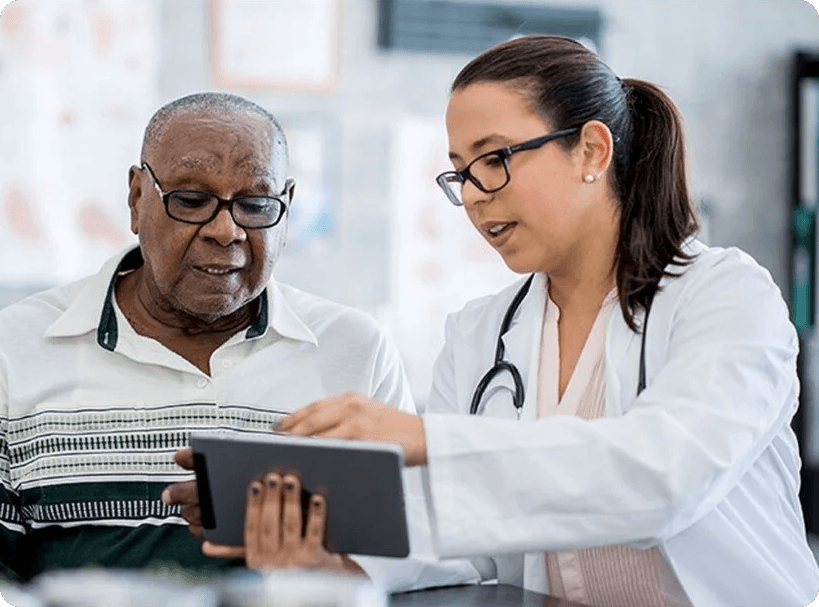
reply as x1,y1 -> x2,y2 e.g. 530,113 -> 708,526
435,127 -> 580,206
141,163 -> 293,230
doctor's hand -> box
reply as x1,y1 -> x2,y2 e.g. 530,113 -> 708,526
161,447 -> 204,541
202,472 -> 365,576
275,392 -> 428,466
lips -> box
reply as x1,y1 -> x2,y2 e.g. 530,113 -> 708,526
482,220 -> 517,241
193,264 -> 243,276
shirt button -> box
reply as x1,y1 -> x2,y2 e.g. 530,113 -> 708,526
197,378 -> 208,388
221,360 -> 233,369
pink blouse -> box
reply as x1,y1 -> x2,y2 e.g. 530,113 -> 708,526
537,290 -> 691,607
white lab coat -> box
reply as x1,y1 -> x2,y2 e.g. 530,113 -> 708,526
420,241 -> 819,607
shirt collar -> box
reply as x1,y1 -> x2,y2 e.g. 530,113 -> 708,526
264,280 -> 319,346
45,246 -> 318,350
45,246 -> 137,341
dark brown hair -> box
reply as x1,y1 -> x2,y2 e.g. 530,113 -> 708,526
452,35 -> 698,332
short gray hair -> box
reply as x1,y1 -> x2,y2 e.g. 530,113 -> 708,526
141,92 -> 288,167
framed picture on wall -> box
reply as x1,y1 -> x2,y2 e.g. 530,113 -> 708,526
209,0 -> 341,92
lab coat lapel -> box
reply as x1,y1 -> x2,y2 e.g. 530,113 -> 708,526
500,273 -> 547,421
604,298 -> 651,418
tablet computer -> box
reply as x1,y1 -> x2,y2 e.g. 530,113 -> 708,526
189,430 -> 409,558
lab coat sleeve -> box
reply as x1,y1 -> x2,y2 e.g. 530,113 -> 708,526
349,329 -> 482,591
424,321 -> 500,581
421,250 -> 800,558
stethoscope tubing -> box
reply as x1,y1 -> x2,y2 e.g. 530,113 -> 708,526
469,275 -> 653,417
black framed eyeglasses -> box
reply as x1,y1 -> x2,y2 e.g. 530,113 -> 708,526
435,127 -> 580,206
141,162 -> 294,229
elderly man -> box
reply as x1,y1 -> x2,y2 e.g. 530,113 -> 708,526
0,93 -> 477,590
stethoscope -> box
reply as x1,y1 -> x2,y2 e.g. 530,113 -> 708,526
469,274 -> 652,418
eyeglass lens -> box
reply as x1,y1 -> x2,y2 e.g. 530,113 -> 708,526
441,153 -> 509,205
167,191 -> 284,229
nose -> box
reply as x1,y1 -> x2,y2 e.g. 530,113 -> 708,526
460,178 -> 490,208
198,206 -> 247,246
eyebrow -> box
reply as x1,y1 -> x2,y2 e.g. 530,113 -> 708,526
235,157 -> 275,180
171,156 -> 277,191
448,134 -> 511,162
235,159 -> 279,193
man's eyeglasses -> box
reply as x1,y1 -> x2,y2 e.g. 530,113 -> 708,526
141,163 -> 294,229
435,127 -> 580,206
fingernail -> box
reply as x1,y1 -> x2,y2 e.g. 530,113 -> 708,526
284,479 -> 295,492
250,483 -> 261,496
161,489 -> 170,505
267,477 -> 278,490
311,497 -> 323,509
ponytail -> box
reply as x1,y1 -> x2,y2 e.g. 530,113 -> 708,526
616,80 -> 698,331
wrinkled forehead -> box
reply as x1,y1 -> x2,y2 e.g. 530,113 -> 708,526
146,110 -> 287,181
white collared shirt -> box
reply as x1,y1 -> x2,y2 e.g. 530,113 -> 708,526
0,247 -> 479,590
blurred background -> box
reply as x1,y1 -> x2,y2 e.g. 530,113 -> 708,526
1,0 -> 818,533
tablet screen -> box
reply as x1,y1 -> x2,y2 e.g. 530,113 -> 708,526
190,430 -> 409,558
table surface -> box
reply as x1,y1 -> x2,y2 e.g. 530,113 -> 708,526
390,583 -> 591,607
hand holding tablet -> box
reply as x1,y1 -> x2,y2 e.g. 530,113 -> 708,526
181,430 -> 410,561
202,469 -> 365,575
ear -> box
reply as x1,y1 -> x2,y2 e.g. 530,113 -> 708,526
577,120 -> 614,182
281,179 -> 295,248
127,165 -> 143,235
284,178 -> 296,212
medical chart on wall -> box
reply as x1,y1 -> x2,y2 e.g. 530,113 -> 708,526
0,0 -> 159,286
389,117 -> 517,402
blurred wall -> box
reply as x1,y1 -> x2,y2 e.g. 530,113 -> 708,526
153,0 -> 819,305
157,0 -> 819,398
1,0 -> 818,400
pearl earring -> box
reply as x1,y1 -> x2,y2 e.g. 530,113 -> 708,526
584,174 -> 594,183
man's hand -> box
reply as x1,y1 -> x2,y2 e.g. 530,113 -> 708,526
203,472 -> 365,576
275,393 -> 428,466
161,448 -> 204,540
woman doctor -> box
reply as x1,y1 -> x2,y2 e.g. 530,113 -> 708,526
272,35 -> 818,606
